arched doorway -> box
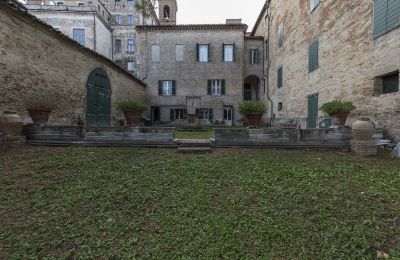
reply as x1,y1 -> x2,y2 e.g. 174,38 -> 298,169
86,68 -> 111,127
244,75 -> 261,101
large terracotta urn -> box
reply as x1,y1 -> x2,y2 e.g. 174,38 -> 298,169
352,118 -> 375,139
0,111 -> 24,136
27,109 -> 51,125
245,113 -> 263,127
122,109 -> 144,126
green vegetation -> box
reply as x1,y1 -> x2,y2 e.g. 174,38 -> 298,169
116,99 -> 148,111
238,101 -> 267,115
175,129 -> 213,139
320,100 -> 356,115
1,148 -> 399,258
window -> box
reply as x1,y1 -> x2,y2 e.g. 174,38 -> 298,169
127,15 -> 134,25
244,84 -> 252,100
127,39 -> 134,53
308,39 -> 319,72
197,44 -> 209,62
278,102 -> 283,111
278,22 -> 284,48
375,72 -> 399,94
208,79 -> 226,96
170,109 -> 187,121
115,15 -> 121,25
72,29 -> 85,46
277,67 -> 283,89
374,0 -> 400,38
195,108 -> 214,121
310,0 -> 320,11
127,61 -> 135,72
223,44 -> 234,62
250,49 -> 259,64
114,39 -> 122,53
158,80 -> 176,96
78,2 -> 84,6
57,2 -> 64,5
164,5 -> 171,19
176,44 -> 184,61
115,0 -> 120,6
151,45 -> 160,62
127,0 -> 134,6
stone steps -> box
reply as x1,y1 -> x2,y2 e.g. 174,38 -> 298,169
175,138 -> 212,153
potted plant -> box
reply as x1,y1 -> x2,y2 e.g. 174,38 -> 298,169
320,100 -> 356,126
239,101 -> 267,127
25,95 -> 56,125
117,99 -> 148,126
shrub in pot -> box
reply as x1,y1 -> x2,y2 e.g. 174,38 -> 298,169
117,99 -> 148,126
239,101 -> 267,127
320,100 -> 356,126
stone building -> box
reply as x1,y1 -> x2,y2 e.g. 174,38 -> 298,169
25,0 -> 113,59
252,0 -> 400,138
0,0 -> 145,126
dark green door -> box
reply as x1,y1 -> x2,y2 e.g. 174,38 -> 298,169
86,68 -> 111,127
307,93 -> 318,128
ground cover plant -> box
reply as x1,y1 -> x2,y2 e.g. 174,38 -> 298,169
0,147 -> 399,258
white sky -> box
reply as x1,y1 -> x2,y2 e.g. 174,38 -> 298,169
175,0 -> 266,31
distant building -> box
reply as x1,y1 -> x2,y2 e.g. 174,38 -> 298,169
25,0 -> 113,59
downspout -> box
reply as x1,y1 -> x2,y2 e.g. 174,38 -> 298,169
93,12 -> 96,53
265,10 -> 273,126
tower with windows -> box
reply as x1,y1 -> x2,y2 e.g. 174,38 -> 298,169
158,0 -> 177,25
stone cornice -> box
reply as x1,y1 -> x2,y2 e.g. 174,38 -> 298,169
136,24 -> 248,32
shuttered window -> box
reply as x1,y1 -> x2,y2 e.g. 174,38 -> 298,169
278,23 -> 284,48
308,39 -> 319,72
196,44 -> 210,62
158,80 -> 176,96
207,79 -> 226,95
277,67 -> 283,89
374,0 -> 400,38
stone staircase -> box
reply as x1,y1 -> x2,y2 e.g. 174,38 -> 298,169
176,139 -> 212,153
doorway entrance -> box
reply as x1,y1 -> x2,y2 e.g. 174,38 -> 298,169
224,106 -> 234,126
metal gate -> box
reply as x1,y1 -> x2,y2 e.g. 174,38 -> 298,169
307,93 -> 319,128
86,68 -> 111,127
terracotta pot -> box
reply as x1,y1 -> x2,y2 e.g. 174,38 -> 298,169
245,113 -> 263,127
352,118 -> 375,140
0,111 -> 23,136
333,112 -> 350,126
27,109 -> 51,125
123,109 -> 144,126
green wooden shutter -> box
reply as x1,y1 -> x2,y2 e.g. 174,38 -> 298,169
196,44 -> 199,61
374,0 -> 388,38
277,67 -> 283,88
233,43 -> 236,62
207,80 -> 212,95
222,43 -> 225,61
170,109 -> 175,121
158,80 -> 163,96
207,43 -> 211,62
387,0 -> 400,32
172,80 -> 176,96
208,108 -> 213,121
249,50 -> 253,64
221,80 -> 226,95
256,49 -> 259,64
278,23 -> 284,47
308,40 -> 319,72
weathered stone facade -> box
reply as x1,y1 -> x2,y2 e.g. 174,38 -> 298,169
252,0 -> 400,138
137,24 -> 248,125
0,1 -> 145,126
25,0 -> 113,59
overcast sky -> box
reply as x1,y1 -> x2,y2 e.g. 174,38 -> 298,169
175,0 -> 266,31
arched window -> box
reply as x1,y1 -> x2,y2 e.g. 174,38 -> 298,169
163,5 -> 170,19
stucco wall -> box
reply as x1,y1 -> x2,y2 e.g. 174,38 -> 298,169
0,3 -> 145,126
265,0 -> 400,138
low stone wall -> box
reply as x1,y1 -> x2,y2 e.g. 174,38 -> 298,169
213,127 -> 351,148
25,126 -> 175,146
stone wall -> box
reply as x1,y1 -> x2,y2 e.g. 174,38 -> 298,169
261,0 -> 400,138
137,26 -> 247,124
0,1 -> 145,126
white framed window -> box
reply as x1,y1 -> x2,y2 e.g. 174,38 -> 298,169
114,39 -> 122,53
127,0 -> 134,6
212,80 -> 222,95
163,80 -> 173,96
310,0 -> 320,11
176,44 -> 184,61
127,39 -> 134,53
224,44 -> 233,62
127,15 -> 134,25
199,44 -> 208,62
72,28 -> 85,46
115,15 -> 121,25
127,61 -> 135,72
151,45 -> 160,62
250,49 -> 259,64
115,0 -> 121,6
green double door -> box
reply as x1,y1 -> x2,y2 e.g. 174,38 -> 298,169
307,93 -> 319,129
86,69 -> 111,127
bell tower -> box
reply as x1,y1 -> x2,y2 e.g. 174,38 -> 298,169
158,0 -> 177,25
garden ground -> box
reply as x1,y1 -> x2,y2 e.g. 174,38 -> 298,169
0,147 -> 399,258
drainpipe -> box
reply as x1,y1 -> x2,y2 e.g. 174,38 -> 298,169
93,13 -> 96,53
265,10 -> 273,126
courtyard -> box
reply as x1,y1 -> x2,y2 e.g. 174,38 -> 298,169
1,147 -> 399,258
